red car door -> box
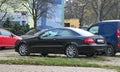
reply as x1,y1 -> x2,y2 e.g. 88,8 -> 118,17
0,29 -> 16,47
0,31 -> 4,47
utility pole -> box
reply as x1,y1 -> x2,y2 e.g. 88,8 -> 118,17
98,0 -> 101,21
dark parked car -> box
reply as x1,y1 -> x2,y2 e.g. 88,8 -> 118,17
88,20 -> 120,56
15,27 -> 107,58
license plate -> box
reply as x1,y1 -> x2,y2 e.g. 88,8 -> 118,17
97,39 -> 104,43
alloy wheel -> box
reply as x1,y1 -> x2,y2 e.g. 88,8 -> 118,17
19,44 -> 29,56
66,45 -> 78,58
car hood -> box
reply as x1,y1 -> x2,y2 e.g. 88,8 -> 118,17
20,35 -> 36,39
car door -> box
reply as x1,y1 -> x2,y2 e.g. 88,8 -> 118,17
41,28 -> 78,53
0,29 -> 16,47
0,30 -> 4,47
30,29 -> 61,53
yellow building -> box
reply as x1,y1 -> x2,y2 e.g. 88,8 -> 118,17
64,19 -> 80,28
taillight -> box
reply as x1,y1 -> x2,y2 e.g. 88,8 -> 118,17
117,43 -> 120,47
84,37 -> 95,44
116,28 -> 120,38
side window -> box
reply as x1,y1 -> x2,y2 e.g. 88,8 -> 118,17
89,26 -> 99,34
41,30 -> 58,38
58,29 -> 76,36
0,29 -> 11,36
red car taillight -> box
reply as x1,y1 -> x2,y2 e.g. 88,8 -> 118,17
117,43 -> 120,47
116,28 -> 120,38
84,37 -> 95,44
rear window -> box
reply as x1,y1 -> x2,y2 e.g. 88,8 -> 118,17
72,28 -> 94,36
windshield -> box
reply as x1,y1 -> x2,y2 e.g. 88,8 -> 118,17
34,30 -> 46,36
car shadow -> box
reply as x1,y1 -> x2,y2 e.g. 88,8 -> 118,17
0,48 -> 14,50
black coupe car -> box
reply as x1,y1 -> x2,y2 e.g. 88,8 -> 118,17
15,27 -> 107,58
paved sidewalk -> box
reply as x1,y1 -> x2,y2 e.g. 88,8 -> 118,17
0,64 -> 117,72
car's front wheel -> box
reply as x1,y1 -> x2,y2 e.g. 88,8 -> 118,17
18,44 -> 30,56
65,45 -> 78,58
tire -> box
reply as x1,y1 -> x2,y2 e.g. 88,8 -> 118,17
18,44 -> 30,56
41,53 -> 48,57
105,45 -> 115,56
65,45 -> 78,58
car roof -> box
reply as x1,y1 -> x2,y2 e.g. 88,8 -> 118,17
47,27 -> 94,36
47,27 -> 88,32
50,27 -> 82,30
100,20 -> 120,22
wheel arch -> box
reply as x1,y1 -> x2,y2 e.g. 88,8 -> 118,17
64,42 -> 79,52
65,42 -> 78,48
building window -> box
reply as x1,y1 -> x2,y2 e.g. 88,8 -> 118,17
64,23 -> 70,27
22,21 -> 26,24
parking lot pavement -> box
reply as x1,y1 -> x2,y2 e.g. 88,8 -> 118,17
0,64 -> 117,72
0,49 -> 118,72
0,48 -> 14,53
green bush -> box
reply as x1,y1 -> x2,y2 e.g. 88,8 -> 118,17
3,18 -> 31,35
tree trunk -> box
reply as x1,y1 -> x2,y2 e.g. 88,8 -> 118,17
33,17 -> 37,29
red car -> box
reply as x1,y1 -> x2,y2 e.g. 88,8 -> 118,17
0,28 -> 22,49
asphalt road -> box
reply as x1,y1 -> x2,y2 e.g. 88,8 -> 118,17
0,48 -> 14,53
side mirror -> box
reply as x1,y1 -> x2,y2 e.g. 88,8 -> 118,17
11,34 -> 15,37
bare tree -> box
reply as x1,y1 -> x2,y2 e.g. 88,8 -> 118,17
0,0 -> 23,26
108,0 -> 120,20
0,0 -> 7,25
76,0 -> 89,26
90,0 -> 118,21
65,0 -> 89,27
22,0 -> 55,29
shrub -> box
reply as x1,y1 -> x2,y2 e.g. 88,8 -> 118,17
3,18 -> 30,35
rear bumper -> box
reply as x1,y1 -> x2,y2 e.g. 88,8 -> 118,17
77,44 -> 107,54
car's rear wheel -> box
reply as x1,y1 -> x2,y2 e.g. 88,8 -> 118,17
18,44 -> 30,56
65,45 -> 78,58
105,45 -> 115,56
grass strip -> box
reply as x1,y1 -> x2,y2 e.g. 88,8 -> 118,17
0,56 -> 119,71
